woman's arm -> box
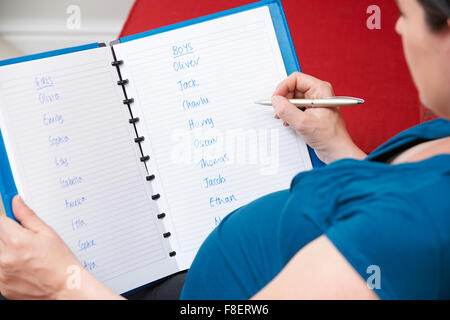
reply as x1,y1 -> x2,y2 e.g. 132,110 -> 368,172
251,235 -> 379,300
0,196 -> 123,300
272,72 -> 367,164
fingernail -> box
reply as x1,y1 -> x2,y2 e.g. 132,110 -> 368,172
14,195 -> 24,205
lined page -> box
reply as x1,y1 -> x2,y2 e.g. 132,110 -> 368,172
114,6 -> 312,268
0,47 -> 178,293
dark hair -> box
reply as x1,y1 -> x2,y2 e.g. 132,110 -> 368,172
417,0 -> 450,31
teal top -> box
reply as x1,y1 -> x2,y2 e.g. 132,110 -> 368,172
181,119 -> 450,300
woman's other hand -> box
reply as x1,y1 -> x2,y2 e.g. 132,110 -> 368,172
0,196 -> 121,300
272,72 -> 367,164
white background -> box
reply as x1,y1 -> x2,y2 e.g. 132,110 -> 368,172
0,0 -> 134,59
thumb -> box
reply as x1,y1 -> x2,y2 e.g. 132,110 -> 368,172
272,95 -> 306,131
12,196 -> 45,233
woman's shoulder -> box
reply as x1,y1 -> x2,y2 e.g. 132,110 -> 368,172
288,154 -> 450,236
367,118 -> 450,162
292,153 -> 449,193
390,136 -> 450,164
287,157 -> 450,298
288,117 -> 450,213
318,166 -> 450,299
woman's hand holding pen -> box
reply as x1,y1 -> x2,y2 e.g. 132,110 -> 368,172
271,72 -> 367,164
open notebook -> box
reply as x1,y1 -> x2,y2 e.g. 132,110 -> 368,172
0,1 -> 314,294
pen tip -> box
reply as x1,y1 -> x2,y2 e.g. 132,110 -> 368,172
255,100 -> 272,106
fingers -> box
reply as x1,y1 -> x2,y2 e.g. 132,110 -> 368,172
0,215 -> 26,245
0,197 -> 41,253
273,72 -> 319,96
273,72 -> 334,99
11,196 -> 43,233
272,96 -> 306,131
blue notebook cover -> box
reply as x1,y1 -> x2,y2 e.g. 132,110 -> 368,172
0,0 -> 324,224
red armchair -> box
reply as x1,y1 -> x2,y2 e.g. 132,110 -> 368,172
120,0 -> 421,154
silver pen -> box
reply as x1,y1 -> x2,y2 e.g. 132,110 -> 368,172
255,96 -> 365,107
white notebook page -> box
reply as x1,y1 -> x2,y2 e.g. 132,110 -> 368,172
114,6 -> 313,268
0,47 -> 178,293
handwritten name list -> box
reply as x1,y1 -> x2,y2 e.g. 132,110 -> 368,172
0,47 -> 170,291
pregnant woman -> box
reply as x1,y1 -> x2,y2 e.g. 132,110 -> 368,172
0,0 -> 449,300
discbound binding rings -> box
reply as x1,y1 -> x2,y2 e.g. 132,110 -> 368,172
111,53 -> 176,258
152,194 -> 161,200
129,117 -> 139,124
123,98 -> 134,105
134,136 -> 145,143
111,60 -> 123,67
